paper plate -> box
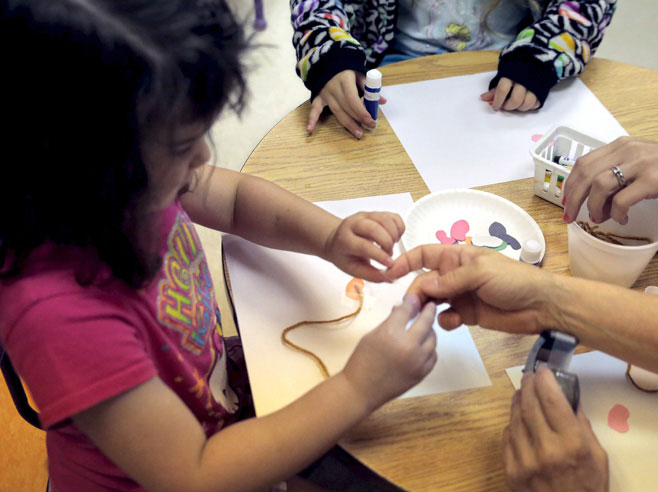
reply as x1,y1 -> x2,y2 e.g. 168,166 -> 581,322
401,189 -> 546,262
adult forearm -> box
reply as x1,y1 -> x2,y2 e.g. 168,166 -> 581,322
550,274 -> 658,372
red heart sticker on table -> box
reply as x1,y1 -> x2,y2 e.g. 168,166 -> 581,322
608,403 -> 630,433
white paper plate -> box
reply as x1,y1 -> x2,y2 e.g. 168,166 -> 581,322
401,189 -> 545,262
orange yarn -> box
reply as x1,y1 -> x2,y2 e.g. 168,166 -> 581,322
281,282 -> 364,378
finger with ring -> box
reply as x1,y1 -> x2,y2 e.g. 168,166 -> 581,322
611,166 -> 626,188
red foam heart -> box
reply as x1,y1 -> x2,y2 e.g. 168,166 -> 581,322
608,403 -> 630,433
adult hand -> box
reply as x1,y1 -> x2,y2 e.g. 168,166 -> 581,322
480,77 -> 540,112
308,70 -> 387,139
563,136 -> 658,225
386,244 -> 558,334
342,294 -> 437,410
324,211 -> 404,283
503,367 -> 609,492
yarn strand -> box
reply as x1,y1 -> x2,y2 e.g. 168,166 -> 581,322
281,288 -> 364,379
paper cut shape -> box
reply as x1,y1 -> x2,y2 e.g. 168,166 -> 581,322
345,278 -> 365,301
450,220 -> 469,241
471,235 -> 504,248
436,230 -> 457,244
436,220 -> 520,252
489,222 -> 521,250
608,403 -> 630,433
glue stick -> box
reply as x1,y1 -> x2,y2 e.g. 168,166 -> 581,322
363,69 -> 382,130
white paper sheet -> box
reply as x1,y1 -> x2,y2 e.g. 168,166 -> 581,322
381,72 -> 628,192
224,194 -> 491,417
507,351 -> 658,492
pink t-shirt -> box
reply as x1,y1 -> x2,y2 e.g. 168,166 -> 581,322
1,201 -> 247,491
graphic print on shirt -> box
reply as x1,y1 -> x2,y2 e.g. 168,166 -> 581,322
157,212 -> 237,416
158,213 -> 215,355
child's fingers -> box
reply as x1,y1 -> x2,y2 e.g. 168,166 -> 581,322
330,102 -> 363,139
342,80 -> 375,128
307,98 -> 326,134
492,78 -> 513,110
365,212 -> 405,245
406,301 -> 437,342
349,235 -> 394,267
480,88 -> 495,101
421,350 -> 438,377
347,263 -> 393,283
387,244 -> 459,278
503,83 -> 527,111
379,95 -> 387,105
387,293 -> 422,326
517,91 -> 538,112
352,218 -> 396,254
404,271 -> 446,305
415,301 -> 437,341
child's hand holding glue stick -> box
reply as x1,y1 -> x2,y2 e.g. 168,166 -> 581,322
306,69 -> 386,139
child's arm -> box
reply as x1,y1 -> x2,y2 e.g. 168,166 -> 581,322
73,296 -> 438,492
291,0 -> 365,101
482,0 -> 617,111
290,0 -> 384,138
181,165 -> 404,282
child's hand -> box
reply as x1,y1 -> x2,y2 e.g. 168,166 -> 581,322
341,294 -> 438,410
323,211 -> 404,282
308,70 -> 387,139
480,77 -> 540,112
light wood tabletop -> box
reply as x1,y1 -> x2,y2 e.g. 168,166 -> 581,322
239,51 -> 658,491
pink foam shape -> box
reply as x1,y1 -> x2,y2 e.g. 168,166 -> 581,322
531,134 -> 543,142
608,403 -> 630,433
435,230 -> 456,244
450,220 -> 470,242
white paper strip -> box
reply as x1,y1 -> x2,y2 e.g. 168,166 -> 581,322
381,72 -> 628,192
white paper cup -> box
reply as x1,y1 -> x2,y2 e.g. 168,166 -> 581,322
567,198 -> 658,287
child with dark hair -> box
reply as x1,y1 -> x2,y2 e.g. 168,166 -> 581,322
0,1 -> 437,490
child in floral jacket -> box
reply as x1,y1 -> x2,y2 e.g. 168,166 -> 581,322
290,0 -> 616,138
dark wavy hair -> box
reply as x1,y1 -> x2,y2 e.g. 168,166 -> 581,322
0,0 -> 247,287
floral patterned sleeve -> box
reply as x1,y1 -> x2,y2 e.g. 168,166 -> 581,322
490,0 -> 617,106
290,0 -> 366,100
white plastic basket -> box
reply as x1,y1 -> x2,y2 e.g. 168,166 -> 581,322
531,126 -> 607,207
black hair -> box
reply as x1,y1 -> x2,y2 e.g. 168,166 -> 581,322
0,0 -> 247,287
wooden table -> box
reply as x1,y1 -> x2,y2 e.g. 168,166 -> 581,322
240,51 -> 658,491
